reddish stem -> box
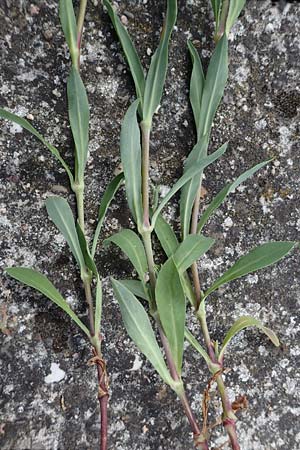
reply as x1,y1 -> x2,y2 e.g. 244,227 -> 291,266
94,353 -> 109,450
223,419 -> 240,450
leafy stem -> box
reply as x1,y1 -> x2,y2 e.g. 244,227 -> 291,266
77,0 -> 88,62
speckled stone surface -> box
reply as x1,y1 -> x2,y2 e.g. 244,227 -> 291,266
0,1 -> 299,449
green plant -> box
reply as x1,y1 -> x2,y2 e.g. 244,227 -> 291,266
104,1 -> 297,449
0,1 -> 123,449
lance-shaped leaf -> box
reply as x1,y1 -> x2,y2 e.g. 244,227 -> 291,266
156,257 -> 186,374
67,67 -> 90,182
118,279 -> 150,302
45,197 -> 86,275
91,172 -> 124,258
0,109 -> 74,184
112,279 -> 173,386
76,222 -> 97,275
142,0 -> 177,126
180,135 -> 210,239
205,241 -> 297,298
6,267 -> 89,336
103,0 -> 145,111
188,40 -> 205,140
120,100 -> 143,225
154,214 -> 179,258
225,0 -> 246,35
197,159 -> 272,233
104,229 -> 147,282
59,0 -> 78,67
173,235 -> 215,274
218,316 -> 280,362
184,328 -> 211,366
198,35 -> 228,138
152,142 -> 227,226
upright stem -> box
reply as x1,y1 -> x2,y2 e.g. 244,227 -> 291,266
141,122 -> 151,227
77,0 -> 88,65
215,0 -> 229,42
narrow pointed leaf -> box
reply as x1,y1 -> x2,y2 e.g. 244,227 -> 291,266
173,235 -> 215,273
198,35 -> 228,137
120,100 -> 143,225
59,0 -> 78,67
219,315 -> 280,362
197,159 -> 272,233
76,222 -> 97,275
0,109 -> 74,184
142,0 -> 177,125
156,258 -> 186,374
184,328 -> 210,365
91,172 -> 124,258
112,279 -> 173,385
188,40 -> 205,139
104,229 -> 147,282
205,242 -> 297,298
94,276 -> 102,338
6,267 -> 89,336
45,196 -> 86,274
67,67 -> 90,182
152,142 -> 227,226
210,0 -> 222,23
118,279 -> 150,302
154,214 -> 179,258
225,0 -> 246,35
103,0 -> 145,110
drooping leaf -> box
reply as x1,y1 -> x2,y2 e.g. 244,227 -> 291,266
94,275 -> 102,338
218,315 -> 280,362
112,279 -> 173,385
0,109 -> 74,184
205,242 -> 297,298
180,136 -> 209,239
197,159 -> 272,233
91,172 -> 124,258
198,35 -> 228,138
45,196 -> 86,275
188,40 -> 205,140
184,328 -> 210,366
142,0 -> 177,126
173,235 -> 215,273
154,214 -> 179,258
103,0 -> 145,111
67,67 -> 90,182
6,267 -> 89,336
152,142 -> 227,226
59,0 -> 78,67
156,257 -> 186,374
118,279 -> 150,302
76,221 -> 97,275
120,100 -> 143,225
225,0 -> 246,35
104,229 -> 147,283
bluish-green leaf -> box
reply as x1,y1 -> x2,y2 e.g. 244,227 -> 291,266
104,229 -> 147,283
225,0 -> 246,35
156,257 -> 186,374
205,242 -> 297,298
154,214 -> 179,258
120,100 -> 143,225
173,235 -> 215,274
76,222 -> 97,275
142,0 -> 177,126
219,315 -> 280,362
94,275 -> 102,338
6,267 -> 89,336
91,172 -> 124,258
45,196 -> 86,275
152,142 -> 227,226
0,109 -> 74,185
184,328 -> 210,366
188,40 -> 205,140
59,0 -> 79,67
118,279 -> 150,302
67,66 -> 90,182
103,0 -> 145,111
197,159 -> 272,233
112,279 -> 173,385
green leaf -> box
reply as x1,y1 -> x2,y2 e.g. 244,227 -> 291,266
154,214 -> 179,258
156,258 -> 186,374
6,267 -> 89,336
103,0 -> 145,112
198,35 -> 228,138
142,0 -> 177,126
120,100 -> 143,225
188,40 -> 205,140
104,229 -> 148,283
59,0 -> 79,67
152,142 -> 227,227
91,172 -> 124,258
67,67 -> 90,182
219,315 -> 280,362
225,0 -> 246,35
45,196 -> 86,275
197,159 -> 272,233
173,235 -> 215,273
112,279 -> 173,385
184,328 -> 211,366
0,109 -> 74,185
94,276 -> 102,338
118,279 -> 150,302
205,242 -> 297,298
180,136 -> 209,239
76,222 -> 97,275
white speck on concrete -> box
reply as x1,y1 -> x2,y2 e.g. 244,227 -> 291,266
44,363 -> 66,384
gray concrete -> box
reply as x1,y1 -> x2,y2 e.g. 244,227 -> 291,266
0,1 -> 299,449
